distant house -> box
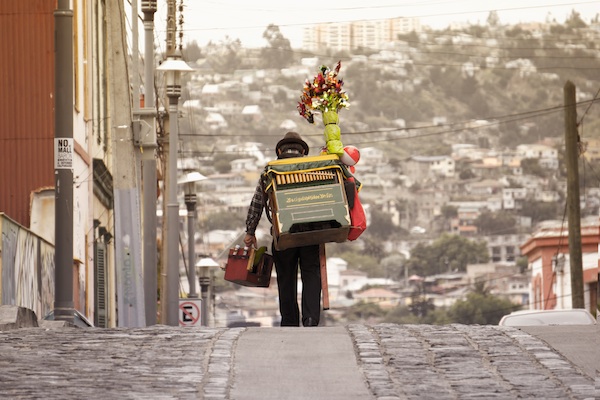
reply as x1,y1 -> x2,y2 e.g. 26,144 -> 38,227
241,105 -> 263,122
338,270 -> 368,293
201,84 -> 221,107
449,201 -> 488,236
486,196 -> 503,212
482,233 -> 529,263
534,190 -> 560,203
182,99 -> 202,110
516,143 -> 557,159
402,155 -> 455,181
412,188 -> 450,227
213,99 -> 243,116
208,187 -> 256,216
470,161 -> 501,179
204,173 -> 246,191
504,58 -> 537,76
582,138 -> 600,162
466,179 -> 505,196
432,116 -> 447,126
510,174 -> 545,194
359,147 -> 386,167
231,158 -> 259,172
466,263 -> 529,305
279,119 -> 297,131
502,187 -> 527,209
513,142 -> 560,170
354,288 -> 401,309
205,112 -> 228,130
201,83 -> 220,95
520,216 -> 599,311
225,142 -> 269,165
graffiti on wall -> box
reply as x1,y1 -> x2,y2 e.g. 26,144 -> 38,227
1,214 -> 56,318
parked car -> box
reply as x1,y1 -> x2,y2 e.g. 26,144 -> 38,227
499,309 -> 596,326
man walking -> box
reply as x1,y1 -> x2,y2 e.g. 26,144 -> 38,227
243,132 -> 321,327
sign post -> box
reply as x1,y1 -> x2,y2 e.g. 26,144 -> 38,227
178,299 -> 202,326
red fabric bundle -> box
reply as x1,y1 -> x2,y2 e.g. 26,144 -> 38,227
346,177 -> 366,240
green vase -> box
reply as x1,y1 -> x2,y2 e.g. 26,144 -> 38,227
322,110 -> 339,125
322,110 -> 343,155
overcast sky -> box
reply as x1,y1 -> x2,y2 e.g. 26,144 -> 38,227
152,1 -> 599,50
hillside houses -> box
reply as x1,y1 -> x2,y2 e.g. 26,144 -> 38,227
176,25 -> 599,325
516,143 -> 559,170
356,147 -> 386,172
204,132 -> 595,247
402,155 -> 455,181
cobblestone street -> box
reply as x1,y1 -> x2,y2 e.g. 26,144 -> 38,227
0,324 -> 595,399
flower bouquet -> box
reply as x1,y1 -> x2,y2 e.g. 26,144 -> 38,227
297,61 -> 349,155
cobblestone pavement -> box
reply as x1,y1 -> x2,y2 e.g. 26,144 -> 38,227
0,324 -> 595,399
348,324 -> 595,400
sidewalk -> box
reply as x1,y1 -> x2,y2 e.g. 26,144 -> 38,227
231,327 -> 371,400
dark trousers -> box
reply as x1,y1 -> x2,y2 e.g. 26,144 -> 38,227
272,243 -> 321,327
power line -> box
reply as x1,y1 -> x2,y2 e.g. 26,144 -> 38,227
177,1 -> 599,36
175,98 -> 595,155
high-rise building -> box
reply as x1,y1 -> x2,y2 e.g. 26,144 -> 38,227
302,17 -> 421,51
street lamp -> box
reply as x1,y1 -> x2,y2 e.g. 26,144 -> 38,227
196,257 -> 221,326
157,52 -> 194,326
178,171 -> 208,299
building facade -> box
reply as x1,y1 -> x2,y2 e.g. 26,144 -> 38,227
520,217 -> 598,313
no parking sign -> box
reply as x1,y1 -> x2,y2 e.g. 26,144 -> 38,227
179,299 -> 202,326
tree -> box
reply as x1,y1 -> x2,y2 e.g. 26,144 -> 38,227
396,31 -> 419,44
459,168 -> 476,180
520,200 -> 561,223
441,205 -> 458,220
380,254 -> 407,281
565,10 -> 587,29
204,37 -> 242,74
486,11 -> 500,27
438,205 -> 458,232
520,158 -> 547,178
203,211 -> 243,231
260,24 -> 292,68
368,209 -> 396,239
474,210 -> 516,235
405,234 -> 489,276
183,41 -> 202,63
384,305 -> 421,324
213,158 -> 232,173
361,236 -> 386,261
448,290 -> 519,325
466,91 -> 489,117
344,302 -> 386,322
335,250 -> 382,277
408,290 -> 435,318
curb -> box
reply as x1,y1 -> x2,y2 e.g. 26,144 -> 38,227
0,305 -> 39,331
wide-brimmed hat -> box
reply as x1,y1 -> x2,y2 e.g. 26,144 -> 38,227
275,131 -> 309,155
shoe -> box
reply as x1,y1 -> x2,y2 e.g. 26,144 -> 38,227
303,317 -> 319,327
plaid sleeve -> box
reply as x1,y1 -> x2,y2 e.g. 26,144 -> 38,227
245,182 -> 264,235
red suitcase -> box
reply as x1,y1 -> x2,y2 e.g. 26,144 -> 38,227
224,246 -> 273,287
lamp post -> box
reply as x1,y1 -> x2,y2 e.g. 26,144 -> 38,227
178,171 -> 208,299
196,257 -> 221,326
157,53 -> 194,326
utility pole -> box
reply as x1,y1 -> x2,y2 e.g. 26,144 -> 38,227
563,80 -> 584,309
161,0 -> 179,326
136,1 -> 158,326
107,0 -> 145,327
53,0 -> 74,324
